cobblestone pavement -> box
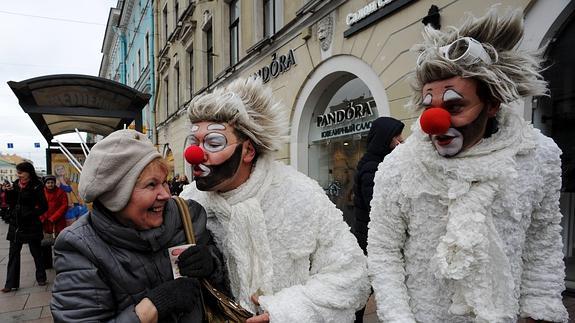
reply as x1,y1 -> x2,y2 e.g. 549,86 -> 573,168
0,220 -> 572,322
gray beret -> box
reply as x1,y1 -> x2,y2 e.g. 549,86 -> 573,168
79,129 -> 162,212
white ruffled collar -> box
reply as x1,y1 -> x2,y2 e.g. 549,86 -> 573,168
400,107 -> 538,199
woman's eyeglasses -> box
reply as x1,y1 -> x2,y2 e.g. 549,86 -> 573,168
417,37 -> 493,67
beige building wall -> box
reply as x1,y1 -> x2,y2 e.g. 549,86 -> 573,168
154,0 -> 538,176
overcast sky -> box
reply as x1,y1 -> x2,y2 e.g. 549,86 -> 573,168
0,0 -> 117,170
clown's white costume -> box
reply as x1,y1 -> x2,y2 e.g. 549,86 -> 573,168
368,107 -> 567,322
368,7 -> 568,323
181,154 -> 370,322
180,77 -> 369,322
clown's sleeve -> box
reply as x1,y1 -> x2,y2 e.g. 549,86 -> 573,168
519,136 -> 568,322
367,166 -> 415,323
257,178 -> 371,322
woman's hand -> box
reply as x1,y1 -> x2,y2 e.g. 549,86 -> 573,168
135,298 -> 158,323
177,245 -> 214,277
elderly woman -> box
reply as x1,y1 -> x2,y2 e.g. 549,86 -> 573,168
51,129 -> 223,323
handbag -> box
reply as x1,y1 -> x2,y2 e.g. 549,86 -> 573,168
41,222 -> 56,247
41,231 -> 55,247
173,197 -> 253,323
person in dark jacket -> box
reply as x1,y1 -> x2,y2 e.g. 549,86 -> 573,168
50,129 -> 225,323
2,162 -> 49,292
352,117 -> 404,322
0,180 -> 10,223
169,173 -> 181,195
352,117 -> 404,254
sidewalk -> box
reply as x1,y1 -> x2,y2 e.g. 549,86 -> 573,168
0,221 -> 54,323
0,218 -> 572,323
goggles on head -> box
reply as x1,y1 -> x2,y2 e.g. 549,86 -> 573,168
417,37 -> 493,68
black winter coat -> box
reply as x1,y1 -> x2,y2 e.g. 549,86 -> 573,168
6,179 -> 48,243
50,198 -> 226,323
352,117 -> 404,254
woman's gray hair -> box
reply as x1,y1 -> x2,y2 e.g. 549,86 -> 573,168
186,77 -> 289,154
410,6 -> 547,110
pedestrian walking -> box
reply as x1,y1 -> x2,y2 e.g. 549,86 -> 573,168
39,174 -> 68,269
2,162 -> 48,292
351,116 -> 403,323
0,180 -> 10,223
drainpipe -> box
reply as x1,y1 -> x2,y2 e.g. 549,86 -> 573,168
150,0 -> 158,145
120,32 -> 127,84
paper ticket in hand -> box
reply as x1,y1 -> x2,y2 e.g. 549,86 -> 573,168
168,243 -> 195,279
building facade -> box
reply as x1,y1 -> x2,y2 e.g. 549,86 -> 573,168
100,0 -> 156,143
0,159 -> 17,183
150,0 -> 575,287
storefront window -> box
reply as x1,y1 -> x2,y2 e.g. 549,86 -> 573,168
308,77 -> 378,226
534,16 -> 575,289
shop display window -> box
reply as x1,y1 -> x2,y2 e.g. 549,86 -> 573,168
534,17 -> 575,289
308,77 -> 378,226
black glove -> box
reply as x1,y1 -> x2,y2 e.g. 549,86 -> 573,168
146,277 -> 200,317
177,245 -> 214,278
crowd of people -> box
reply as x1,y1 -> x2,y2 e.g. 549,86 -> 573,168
0,7 -> 570,323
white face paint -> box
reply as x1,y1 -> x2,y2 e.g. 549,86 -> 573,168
196,163 -> 211,177
431,128 -> 463,157
207,123 -> 226,131
443,89 -> 463,102
422,93 -> 433,106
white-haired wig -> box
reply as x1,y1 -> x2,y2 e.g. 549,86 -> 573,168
410,6 -> 547,110
186,77 -> 289,155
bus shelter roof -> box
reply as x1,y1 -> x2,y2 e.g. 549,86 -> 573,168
8,74 -> 150,143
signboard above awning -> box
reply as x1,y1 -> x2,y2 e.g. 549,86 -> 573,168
8,74 -> 151,143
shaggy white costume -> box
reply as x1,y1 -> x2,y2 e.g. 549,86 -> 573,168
367,107 -> 568,322
181,155 -> 370,322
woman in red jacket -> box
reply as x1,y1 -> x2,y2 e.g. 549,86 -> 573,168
40,175 -> 68,236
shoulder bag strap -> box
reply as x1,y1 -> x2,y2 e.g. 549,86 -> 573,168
172,196 -> 196,245
173,198 -> 253,321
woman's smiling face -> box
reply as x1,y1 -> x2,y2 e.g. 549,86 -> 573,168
116,160 -> 171,230
421,76 -> 499,157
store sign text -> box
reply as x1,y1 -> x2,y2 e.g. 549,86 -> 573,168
253,49 -> 297,83
321,121 -> 373,139
317,99 -> 375,128
346,0 -> 395,26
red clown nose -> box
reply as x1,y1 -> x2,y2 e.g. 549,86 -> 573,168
184,145 -> 205,165
420,107 -> 451,135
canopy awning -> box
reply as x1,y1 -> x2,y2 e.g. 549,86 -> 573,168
8,74 -> 151,143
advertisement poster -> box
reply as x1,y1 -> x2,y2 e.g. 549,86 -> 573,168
50,152 -> 85,204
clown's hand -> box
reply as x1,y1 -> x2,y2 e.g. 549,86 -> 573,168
247,292 -> 269,323
247,313 -> 269,323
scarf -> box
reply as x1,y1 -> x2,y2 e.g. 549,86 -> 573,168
202,155 -> 275,312
402,107 -> 537,322
91,200 -> 181,252
18,179 -> 29,189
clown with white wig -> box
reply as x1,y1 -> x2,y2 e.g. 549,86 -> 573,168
367,7 -> 568,323
180,77 -> 370,322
